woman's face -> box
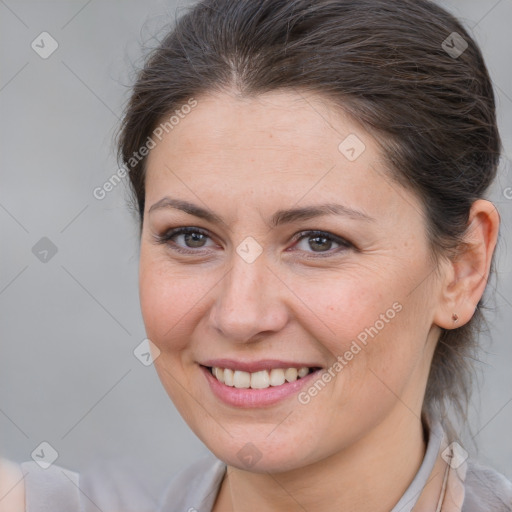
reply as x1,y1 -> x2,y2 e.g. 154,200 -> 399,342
139,90 -> 446,472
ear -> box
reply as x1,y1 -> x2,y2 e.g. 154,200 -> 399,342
433,199 -> 500,329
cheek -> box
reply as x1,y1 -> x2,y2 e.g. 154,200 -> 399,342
293,271 -> 397,345
138,252 -> 198,351
292,269 -> 421,386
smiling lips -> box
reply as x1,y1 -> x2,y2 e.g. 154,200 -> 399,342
210,366 -> 311,389
201,362 -> 323,407
200,359 -> 324,406
199,358 -> 324,407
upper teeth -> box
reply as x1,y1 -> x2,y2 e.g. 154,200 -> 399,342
212,367 -> 311,389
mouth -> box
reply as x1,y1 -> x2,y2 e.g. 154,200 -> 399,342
204,365 -> 323,389
199,362 -> 324,408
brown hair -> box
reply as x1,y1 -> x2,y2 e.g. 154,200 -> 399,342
117,0 -> 501,438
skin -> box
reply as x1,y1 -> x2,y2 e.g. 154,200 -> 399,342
0,457 -> 25,512
139,89 -> 499,512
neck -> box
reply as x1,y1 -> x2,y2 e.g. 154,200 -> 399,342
213,411 -> 427,512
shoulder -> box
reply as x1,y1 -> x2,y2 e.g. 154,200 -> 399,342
0,455 -> 158,512
463,460 -> 512,512
156,453 -> 226,512
75,456 -> 158,512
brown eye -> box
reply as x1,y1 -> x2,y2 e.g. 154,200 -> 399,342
179,231 -> 208,248
291,230 -> 352,256
153,227 -> 215,254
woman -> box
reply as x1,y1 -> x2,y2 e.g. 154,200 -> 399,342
1,0 -> 511,510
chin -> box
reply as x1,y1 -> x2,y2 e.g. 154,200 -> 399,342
221,449 -> 309,474
197,428 -> 317,473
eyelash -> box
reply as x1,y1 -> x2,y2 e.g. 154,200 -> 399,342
152,226 -> 354,258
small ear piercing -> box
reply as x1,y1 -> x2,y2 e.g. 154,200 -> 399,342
452,313 -> 459,322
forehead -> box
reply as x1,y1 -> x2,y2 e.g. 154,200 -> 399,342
143,89 -> 422,224
149,91 -> 365,176
148,90 -> 365,164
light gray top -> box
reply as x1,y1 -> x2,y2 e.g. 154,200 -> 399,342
15,422 -> 512,511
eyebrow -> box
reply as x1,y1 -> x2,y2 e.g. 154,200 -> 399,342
148,197 -> 375,227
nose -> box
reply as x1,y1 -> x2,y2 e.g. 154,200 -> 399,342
208,252 -> 289,344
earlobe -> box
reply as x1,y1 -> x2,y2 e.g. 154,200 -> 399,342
433,199 -> 500,330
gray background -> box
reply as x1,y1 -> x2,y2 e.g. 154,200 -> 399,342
1,0 -> 511,501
